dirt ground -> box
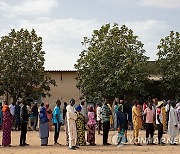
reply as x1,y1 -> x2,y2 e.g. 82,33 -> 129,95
0,128 -> 180,154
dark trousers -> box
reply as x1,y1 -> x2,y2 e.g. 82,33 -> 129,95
15,117 -> 21,131
146,123 -> 154,143
20,122 -> 27,145
15,121 -> 21,131
157,124 -> 163,144
103,121 -> 110,145
54,123 -> 61,143
98,120 -> 102,134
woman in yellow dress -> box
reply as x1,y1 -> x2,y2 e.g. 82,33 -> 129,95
132,100 -> 142,146
107,103 -> 113,129
161,103 -> 167,132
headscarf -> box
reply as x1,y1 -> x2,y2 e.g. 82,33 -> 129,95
76,105 -> 82,112
2,105 -> 9,112
39,106 -> 48,123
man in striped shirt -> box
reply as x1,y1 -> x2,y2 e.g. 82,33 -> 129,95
102,100 -> 112,146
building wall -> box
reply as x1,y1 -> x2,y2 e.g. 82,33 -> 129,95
42,71 -> 82,109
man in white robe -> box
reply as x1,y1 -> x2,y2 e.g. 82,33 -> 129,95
66,98 -> 77,150
167,101 -> 179,145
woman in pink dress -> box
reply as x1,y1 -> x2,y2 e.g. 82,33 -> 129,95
2,104 -> 12,146
45,103 -> 52,131
87,105 -> 96,145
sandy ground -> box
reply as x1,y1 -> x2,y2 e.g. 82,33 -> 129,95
0,128 -> 180,154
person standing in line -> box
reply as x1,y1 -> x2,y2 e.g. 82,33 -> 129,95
167,101 -> 179,145
143,101 -> 148,112
132,100 -> 142,146
87,105 -> 96,145
144,102 -> 155,145
20,101 -> 29,146
102,99 -> 112,146
156,101 -> 165,146
66,98 -> 78,150
75,105 -> 86,146
45,103 -> 52,131
113,101 -> 119,130
137,103 -> 143,130
96,103 -> 102,135
2,103 -> 12,146
161,102 -> 167,132
142,100 -> 148,129
0,104 -> 2,130
9,102 -> 15,130
27,102 -> 32,131
31,102 -> 39,131
80,101 -> 85,117
121,100 -> 129,142
63,102 -> 69,146
63,102 -> 68,122
107,103 -> 113,129
14,101 -> 21,131
52,100 -> 62,145
165,100 -> 170,130
117,105 -> 126,145
80,101 -> 86,130
176,102 -> 180,129
39,103 -> 49,146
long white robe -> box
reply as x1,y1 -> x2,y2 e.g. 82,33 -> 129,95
66,105 -> 77,141
167,106 -> 179,138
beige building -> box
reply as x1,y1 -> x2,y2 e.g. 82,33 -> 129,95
42,70 -> 82,108
0,70 -> 82,108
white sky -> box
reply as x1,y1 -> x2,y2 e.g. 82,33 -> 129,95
0,0 -> 179,70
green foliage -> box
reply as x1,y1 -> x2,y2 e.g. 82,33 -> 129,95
75,23 -> 149,100
157,31 -> 180,98
0,28 -> 56,102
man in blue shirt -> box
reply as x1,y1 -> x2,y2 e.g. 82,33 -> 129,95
53,100 -> 62,145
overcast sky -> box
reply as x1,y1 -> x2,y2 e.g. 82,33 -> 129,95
0,0 -> 179,70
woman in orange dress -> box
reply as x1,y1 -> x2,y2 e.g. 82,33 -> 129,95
45,103 -> 52,131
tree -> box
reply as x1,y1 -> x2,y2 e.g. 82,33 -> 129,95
0,28 -> 56,103
75,23 -> 149,101
157,30 -> 180,99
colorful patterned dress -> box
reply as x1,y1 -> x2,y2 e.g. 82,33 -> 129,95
46,107 -> 52,131
87,112 -> 96,145
2,108 -> 12,146
76,112 -> 86,146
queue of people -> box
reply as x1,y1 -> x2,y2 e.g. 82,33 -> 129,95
0,98 -> 180,149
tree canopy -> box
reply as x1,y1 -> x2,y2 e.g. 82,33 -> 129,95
75,23 -> 149,101
157,30 -> 180,99
0,28 -> 56,103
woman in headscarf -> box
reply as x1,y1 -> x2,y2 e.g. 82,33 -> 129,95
75,105 -> 86,146
45,103 -> 52,131
87,105 -> 96,145
2,103 -> 12,146
39,103 -> 49,146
